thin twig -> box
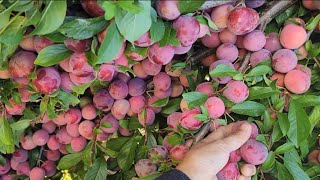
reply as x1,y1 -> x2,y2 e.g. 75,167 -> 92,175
193,122 -> 211,144
199,0 -> 236,10
37,146 -> 44,166
238,52 -> 251,73
314,58 -> 320,68
187,48 -> 216,65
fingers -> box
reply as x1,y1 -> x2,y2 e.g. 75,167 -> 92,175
218,122 -> 252,153
201,122 -> 245,143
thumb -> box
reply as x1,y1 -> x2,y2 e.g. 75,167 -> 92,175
219,122 -> 252,153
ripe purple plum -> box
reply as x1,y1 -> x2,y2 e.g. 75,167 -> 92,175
240,139 -> 268,165
211,4 -> 233,29
155,87 -> 172,99
204,97 -> 225,119
219,29 -> 237,44
270,72 -> 285,87
56,128 -> 73,144
129,96 -> 145,114
245,0 -> 265,8
227,7 -> 259,35
138,108 -> 155,126
171,82 -> 184,97
108,80 -> 129,99
148,43 -> 174,65
134,32 -> 153,47
196,82 -> 215,97
20,134 -> 36,150
149,145 -> 168,159
249,49 -> 271,67
9,51 -> 36,78
52,113 -> 67,126
100,114 -> 119,133
116,73 -> 131,83
66,123 -> 80,138
173,15 -> 200,46
47,135 -> 62,150
81,104 -> 97,120
69,72 -> 95,86
167,112 -> 182,130
294,64 -> 311,77
229,150 -> 241,163
45,150 -> 60,161
5,99 -> 25,115
114,54 -> 129,68
65,108 -> 82,124
32,67 -> 61,94
179,109 -> 202,130
30,167 -> 45,180
16,162 -> 30,176
41,160 -> 56,177
284,69 -> 311,94
201,31 -> 221,48
79,120 -> 95,140
97,133 -> 110,141
155,0 -> 180,20
223,80 -> 249,103
217,162 -> 240,180
32,129 -> 49,146
111,99 -> 130,120
272,49 -> 298,73
243,30 -> 266,51
174,45 -> 192,55
133,63 -> 149,78
119,127 -> 132,137
80,0 -> 105,17
34,36 -> 53,52
1,174 -> 16,180
169,144 -> 189,161
141,58 -> 162,76
240,163 -> 257,176
250,123 -> 259,139
59,58 -> 72,72
12,148 -> 28,162
93,89 -> 114,111
97,64 -> 117,82
59,145 -> 69,155
134,159 -> 157,177
19,36 -> 35,51
153,72 -> 171,91
128,78 -> 146,96
280,24 -> 307,49
10,158 -> 19,170
162,132 -> 175,151
64,38 -> 91,52
71,136 -> 87,152
216,43 -> 239,62
60,72 -> 75,92
69,52 -> 93,76
264,32 -> 282,53
209,60 -> 234,84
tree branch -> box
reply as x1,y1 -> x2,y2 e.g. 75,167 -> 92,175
193,122 -> 211,144
199,0 -> 236,10
187,48 -> 216,65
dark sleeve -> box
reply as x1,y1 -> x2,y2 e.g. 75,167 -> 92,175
156,169 -> 191,180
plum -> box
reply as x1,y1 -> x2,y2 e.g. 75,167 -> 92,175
20,134 -> 37,150
59,58 -> 72,72
134,32 -> 153,47
30,167 -> 45,180
280,24 -> 307,49
284,69 -> 311,94
64,38 -> 91,52
32,67 -> 61,94
133,63 -> 149,78
5,99 -> 25,115
169,144 -> 189,161
108,80 -> 129,99
167,112 -> 181,130
134,159 -> 157,177
170,82 -> 184,98
128,78 -> 146,96
80,0 -> 105,17
149,145 -> 168,159
179,109 -> 202,130
264,32 -> 282,53
209,60 -> 234,84
245,0 -> 265,8
56,128 -> 72,145
270,73 -> 285,87
81,103 -> 97,120
155,0 -> 180,20
16,161 -> 30,176
45,150 -> 60,161
93,89 -> 114,111
201,31 -> 221,48
78,120 -> 95,140
71,136 -> 87,152
69,52 -> 93,76
240,139 -> 268,165
138,108 -> 155,126
41,160 -> 56,177
111,99 -> 130,120
0,159 -> 10,175
217,162 -> 239,180
223,80 -> 249,103
129,96 -> 145,114
216,43 -> 239,62
147,96 -> 162,113
240,163 -> 257,176
165,62 -> 182,77
173,15 -> 200,47
52,113 -> 67,126
249,49 -> 271,67
60,72 -> 75,92
100,113 -> 119,133
204,97 -> 225,119
9,51 -> 36,78
227,7 -> 259,35
66,123 -> 80,138
211,4 -> 234,29
12,148 -> 28,162
219,28 -> 237,44
229,150 -> 241,163
19,36 -> 35,51
141,58 -> 162,76
272,49 -> 298,73
69,72 -> 95,86
201,54 -> 217,67
64,108 -> 82,124
148,43 -> 174,65
243,30 -> 266,52
174,45 -> 192,55
34,36 -> 53,52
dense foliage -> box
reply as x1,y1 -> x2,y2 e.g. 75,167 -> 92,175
0,0 -> 320,179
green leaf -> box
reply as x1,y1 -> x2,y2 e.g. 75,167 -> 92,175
158,22 -> 180,47
230,101 -> 266,117
106,137 -> 131,152
166,133 -> 183,146
34,44 -> 72,66
0,115 -> 14,145
115,1 -> 151,43
246,65 -> 271,76
151,97 -> 169,107
97,21 -> 124,64
309,106 -> 320,131
275,142 -> 294,154
306,14 -> 320,31
72,80 -> 94,96
248,87 -> 279,100
209,64 -> 238,78
0,15 -> 26,45
262,110 -> 275,133
306,165 -> 320,178
10,120 -> 30,131
119,120 -> 129,129
0,154 -> 5,166
102,1 -> 117,20
0,1 -> 19,29
204,15 -> 218,31
57,152 -> 83,170
277,112 -> 289,136
294,95 -> 320,107
182,92 -> 208,109
31,0 -> 67,35
128,116 -> 143,130
287,100 -> 311,147
276,162 -> 293,180
58,16 -> 108,40
117,136 -> 142,171
261,151 -> 275,172
101,122 -> 112,128
194,114 -> 208,122
178,0 -> 206,14
271,121 -> 283,143
150,18 -> 165,43
117,1 -> 144,14
84,157 -> 108,180
56,90 -> 80,107
284,152 -> 310,180
162,98 -> 182,115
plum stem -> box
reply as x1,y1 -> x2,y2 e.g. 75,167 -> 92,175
193,122 -> 211,144
187,48 -> 215,65
199,0 -> 236,10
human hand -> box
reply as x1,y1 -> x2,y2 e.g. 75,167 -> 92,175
176,122 -> 252,180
